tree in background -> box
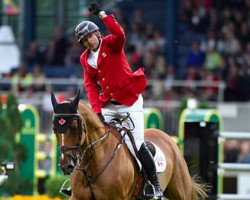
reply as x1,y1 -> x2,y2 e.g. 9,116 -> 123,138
0,92 -> 32,195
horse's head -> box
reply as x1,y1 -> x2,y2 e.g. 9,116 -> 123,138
51,90 -> 83,175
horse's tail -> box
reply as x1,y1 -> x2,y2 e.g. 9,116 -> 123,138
191,175 -> 211,200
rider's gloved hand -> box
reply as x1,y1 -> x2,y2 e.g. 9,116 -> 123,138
97,112 -> 105,122
88,2 -> 101,15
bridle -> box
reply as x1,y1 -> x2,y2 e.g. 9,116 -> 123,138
53,111 -> 120,182
53,110 -> 134,199
53,113 -> 83,164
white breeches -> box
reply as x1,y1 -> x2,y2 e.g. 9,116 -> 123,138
101,94 -> 144,152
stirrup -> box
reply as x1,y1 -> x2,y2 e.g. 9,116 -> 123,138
60,179 -> 71,196
143,181 -> 155,198
143,181 -> 163,199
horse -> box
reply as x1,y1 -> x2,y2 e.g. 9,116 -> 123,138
51,91 -> 208,200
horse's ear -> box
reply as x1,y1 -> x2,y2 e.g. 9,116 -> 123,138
51,92 -> 58,109
71,89 -> 80,109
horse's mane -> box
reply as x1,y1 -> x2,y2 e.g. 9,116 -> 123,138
77,100 -> 103,130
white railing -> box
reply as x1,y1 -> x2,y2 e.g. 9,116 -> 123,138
0,77 -> 226,101
220,132 -> 250,140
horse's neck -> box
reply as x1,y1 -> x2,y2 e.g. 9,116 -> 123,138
79,102 -> 103,135
79,102 -> 110,156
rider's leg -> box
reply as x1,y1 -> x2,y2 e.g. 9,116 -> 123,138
102,95 -> 163,198
122,96 -> 163,199
139,142 -> 163,198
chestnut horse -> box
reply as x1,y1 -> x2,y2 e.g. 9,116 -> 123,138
51,91 -> 208,200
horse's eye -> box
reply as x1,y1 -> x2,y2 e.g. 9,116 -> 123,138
71,125 -> 78,132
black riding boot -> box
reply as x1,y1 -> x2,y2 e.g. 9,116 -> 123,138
60,187 -> 71,196
139,143 -> 163,199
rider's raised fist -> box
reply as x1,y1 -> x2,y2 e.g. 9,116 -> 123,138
88,2 -> 101,15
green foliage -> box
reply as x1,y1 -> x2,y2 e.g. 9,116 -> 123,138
0,92 -> 30,195
13,143 -> 28,163
0,98 -> 2,113
0,138 -> 12,161
45,175 -> 69,199
0,170 -> 33,195
6,92 -> 22,133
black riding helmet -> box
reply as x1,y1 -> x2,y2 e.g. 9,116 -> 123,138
75,21 -> 99,43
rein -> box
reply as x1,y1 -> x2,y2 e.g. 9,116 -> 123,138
76,123 -> 127,184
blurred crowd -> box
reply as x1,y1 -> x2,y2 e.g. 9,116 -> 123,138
0,0 -> 249,103
180,0 -> 250,102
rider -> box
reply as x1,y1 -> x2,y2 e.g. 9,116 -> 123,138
67,2 -> 163,199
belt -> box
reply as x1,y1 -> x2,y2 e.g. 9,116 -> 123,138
110,100 -> 122,105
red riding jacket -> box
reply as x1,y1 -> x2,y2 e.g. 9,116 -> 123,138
80,14 -> 147,113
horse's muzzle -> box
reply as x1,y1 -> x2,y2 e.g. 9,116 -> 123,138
59,164 -> 74,175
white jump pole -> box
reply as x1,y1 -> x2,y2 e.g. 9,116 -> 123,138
217,131 -> 250,199
217,194 -> 250,200
218,163 -> 250,172
219,132 -> 250,140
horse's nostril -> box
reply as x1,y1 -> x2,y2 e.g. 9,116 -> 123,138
67,165 -> 74,173
59,164 -> 74,175
64,165 -> 74,175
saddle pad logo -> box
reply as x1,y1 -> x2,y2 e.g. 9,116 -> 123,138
59,118 -> 66,126
153,144 -> 167,173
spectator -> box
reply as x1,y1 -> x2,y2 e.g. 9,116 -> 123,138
125,44 -> 142,72
65,34 -> 84,67
24,41 -> 43,68
224,140 -> 240,163
31,64 -> 46,91
221,30 -> 241,56
237,141 -> 250,163
142,51 -> 156,79
183,66 -> 201,93
202,69 -> 220,101
187,41 -> 205,69
43,37 -> 57,65
11,65 -> 33,92
52,26 -> 69,65
164,64 -> 175,91
235,64 -> 250,101
224,60 -> 239,101
203,43 -> 222,71
200,30 -> 217,52
43,27 -> 69,66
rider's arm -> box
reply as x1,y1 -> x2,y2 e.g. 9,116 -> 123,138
101,14 -> 125,52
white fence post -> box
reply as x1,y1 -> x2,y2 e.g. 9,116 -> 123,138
218,131 -> 250,200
